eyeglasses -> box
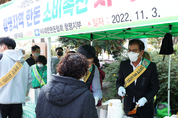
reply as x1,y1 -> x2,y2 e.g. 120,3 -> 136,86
88,61 -> 94,64
128,49 -> 139,52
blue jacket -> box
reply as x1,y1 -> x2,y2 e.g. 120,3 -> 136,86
35,75 -> 98,118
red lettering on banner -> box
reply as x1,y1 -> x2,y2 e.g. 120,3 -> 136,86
88,21 -> 91,27
94,0 -> 112,8
92,17 -> 105,27
26,31 -> 32,37
107,0 -> 112,6
131,0 -> 136,2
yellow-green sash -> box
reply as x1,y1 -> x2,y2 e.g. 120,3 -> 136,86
84,64 -> 93,82
32,65 -> 46,86
124,58 -> 151,88
0,62 -> 23,87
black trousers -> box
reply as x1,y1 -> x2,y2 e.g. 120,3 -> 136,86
0,104 -> 22,118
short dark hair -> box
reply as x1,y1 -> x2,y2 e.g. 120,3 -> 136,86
57,53 -> 89,79
94,56 -> 100,68
36,55 -> 47,65
129,39 -> 145,51
31,45 -> 40,52
55,47 -> 63,52
77,44 -> 96,59
57,51 -> 63,56
0,37 -> 16,49
67,51 -> 76,54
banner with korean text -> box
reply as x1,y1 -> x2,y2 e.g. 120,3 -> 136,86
1,0 -> 178,40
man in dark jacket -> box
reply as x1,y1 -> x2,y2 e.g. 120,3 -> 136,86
36,53 -> 98,118
26,45 -> 40,66
116,39 -> 160,118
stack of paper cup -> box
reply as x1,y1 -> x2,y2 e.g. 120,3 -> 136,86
107,99 -> 123,118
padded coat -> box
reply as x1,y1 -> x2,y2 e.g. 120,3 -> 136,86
35,75 -> 98,118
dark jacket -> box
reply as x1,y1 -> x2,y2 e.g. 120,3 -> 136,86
36,75 -> 98,118
116,59 -> 160,118
26,54 -> 36,66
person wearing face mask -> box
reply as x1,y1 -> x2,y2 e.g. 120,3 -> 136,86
51,47 -> 63,75
77,44 -> 103,106
26,45 -> 41,67
31,55 -> 47,89
116,39 -> 160,118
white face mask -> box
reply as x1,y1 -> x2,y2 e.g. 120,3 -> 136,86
127,52 -> 140,62
37,63 -> 43,68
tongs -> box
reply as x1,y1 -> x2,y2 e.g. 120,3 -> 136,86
128,104 -> 139,115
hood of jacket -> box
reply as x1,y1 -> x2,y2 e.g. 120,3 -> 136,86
44,75 -> 88,106
3,49 -> 24,62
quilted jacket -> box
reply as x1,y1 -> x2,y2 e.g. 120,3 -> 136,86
35,75 -> 98,118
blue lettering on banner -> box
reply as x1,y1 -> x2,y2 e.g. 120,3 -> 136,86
43,0 -> 88,22
3,5 -> 41,33
8,16 -> 13,31
26,5 -> 41,26
13,14 -> 18,29
26,8 -> 33,27
34,5 -> 41,25
3,18 -> 8,32
18,12 -> 24,28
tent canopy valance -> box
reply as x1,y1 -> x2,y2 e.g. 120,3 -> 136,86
61,23 -> 178,41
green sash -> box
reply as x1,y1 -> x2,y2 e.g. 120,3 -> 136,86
84,64 -> 93,82
32,65 -> 46,86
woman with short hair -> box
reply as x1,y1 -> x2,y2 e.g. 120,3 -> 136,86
36,53 -> 98,118
31,55 -> 47,89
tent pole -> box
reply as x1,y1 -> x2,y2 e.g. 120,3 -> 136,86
90,33 -> 93,46
168,55 -> 171,116
168,25 -> 172,116
90,41 -> 93,46
47,37 -> 51,83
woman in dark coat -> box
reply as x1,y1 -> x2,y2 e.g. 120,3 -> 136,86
35,53 -> 98,118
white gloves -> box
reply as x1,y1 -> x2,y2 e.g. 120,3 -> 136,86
94,97 -> 99,106
118,86 -> 126,97
136,97 -> 147,107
